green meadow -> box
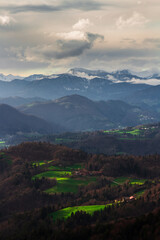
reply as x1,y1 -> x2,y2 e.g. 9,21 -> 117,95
104,128 -> 144,137
32,161 -> 96,193
32,170 -> 72,180
112,177 -> 146,186
125,129 -> 142,136
52,203 -> 113,221
48,163 -> 83,171
129,179 -> 146,185
32,160 -> 54,166
45,176 -> 97,194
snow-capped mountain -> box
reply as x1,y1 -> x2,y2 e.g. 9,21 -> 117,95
0,73 -> 23,81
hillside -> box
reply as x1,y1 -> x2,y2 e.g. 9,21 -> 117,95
0,104 -> 62,135
8,122 -> 160,156
19,94 -> 159,131
125,85 -> 160,111
1,142 -> 160,239
0,96 -> 47,107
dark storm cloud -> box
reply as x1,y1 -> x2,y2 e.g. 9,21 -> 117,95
1,1 -> 107,14
54,33 -> 104,59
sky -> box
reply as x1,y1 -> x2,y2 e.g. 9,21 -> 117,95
0,0 -> 160,76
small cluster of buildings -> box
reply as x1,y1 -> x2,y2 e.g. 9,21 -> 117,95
73,169 -> 103,177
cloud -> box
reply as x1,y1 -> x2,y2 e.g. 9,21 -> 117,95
9,32 -> 104,63
54,33 -> 104,59
57,31 -> 86,41
1,1 -> 105,14
73,19 -> 92,30
56,17 -> 103,55
57,19 -> 93,41
116,12 -> 149,29
144,38 -> 160,48
0,15 -> 15,26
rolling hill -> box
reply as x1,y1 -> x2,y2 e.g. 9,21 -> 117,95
0,96 -> 47,107
125,85 -> 160,111
20,94 -> 159,132
0,104 -> 63,135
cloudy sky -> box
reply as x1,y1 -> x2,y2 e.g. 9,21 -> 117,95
0,0 -> 160,76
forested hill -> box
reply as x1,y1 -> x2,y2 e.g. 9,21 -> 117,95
1,142 -> 160,239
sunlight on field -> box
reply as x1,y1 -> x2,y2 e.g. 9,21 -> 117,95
112,177 -> 146,186
52,204 -> 113,221
45,176 -> 97,194
32,170 -> 72,180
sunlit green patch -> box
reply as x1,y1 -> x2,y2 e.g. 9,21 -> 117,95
129,179 -> 146,185
48,163 -> 83,171
112,177 -> 146,186
45,177 -> 97,194
32,160 -> 53,167
125,129 -> 141,136
32,170 -> 72,180
51,203 -> 113,221
104,128 -> 145,138
0,141 -> 5,144
104,130 -> 124,134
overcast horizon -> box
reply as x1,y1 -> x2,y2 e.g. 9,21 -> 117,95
0,0 -> 160,76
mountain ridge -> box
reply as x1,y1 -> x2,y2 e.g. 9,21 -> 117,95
0,104 -> 64,135
19,94 -> 159,132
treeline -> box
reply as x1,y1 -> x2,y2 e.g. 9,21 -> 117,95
1,197 -> 160,240
7,142 -> 88,164
87,154 -> 160,178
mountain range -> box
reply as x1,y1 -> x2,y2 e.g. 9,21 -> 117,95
0,68 -> 160,135
0,69 -> 160,103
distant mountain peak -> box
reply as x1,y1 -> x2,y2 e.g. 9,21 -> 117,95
0,73 -> 23,81
113,69 -> 131,75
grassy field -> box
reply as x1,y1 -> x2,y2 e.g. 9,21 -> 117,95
51,203 -> 113,221
0,141 -> 8,149
129,179 -> 146,185
112,177 -> 146,186
45,176 -> 97,194
125,129 -> 142,136
32,170 -> 72,180
32,160 -> 54,166
32,163 -> 95,194
104,128 -> 144,137
104,129 -> 124,134
48,163 -> 83,171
